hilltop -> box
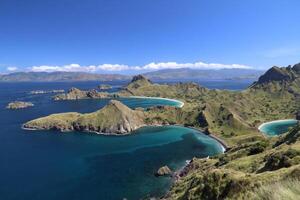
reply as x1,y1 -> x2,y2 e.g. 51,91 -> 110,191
250,63 -> 300,95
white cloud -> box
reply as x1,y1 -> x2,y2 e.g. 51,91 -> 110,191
28,61 -> 252,73
143,62 -> 251,70
7,67 -> 18,71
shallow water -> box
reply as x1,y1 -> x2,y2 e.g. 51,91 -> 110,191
259,119 -> 298,136
0,82 -> 223,200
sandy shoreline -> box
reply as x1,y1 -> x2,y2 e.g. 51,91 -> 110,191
128,96 -> 185,108
184,126 -> 228,152
258,119 -> 298,131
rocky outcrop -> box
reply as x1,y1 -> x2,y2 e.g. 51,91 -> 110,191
126,75 -> 153,89
6,101 -> 34,109
256,66 -> 294,84
53,87 -> 118,100
156,166 -> 172,176
250,64 -> 299,85
30,89 -> 64,94
249,64 -> 300,95
98,84 -> 112,90
131,74 -> 152,84
24,100 -> 146,135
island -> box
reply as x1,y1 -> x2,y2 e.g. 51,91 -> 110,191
29,89 -> 65,94
98,84 -> 112,90
155,165 -> 172,177
23,63 -> 300,199
6,101 -> 34,109
53,87 -> 119,100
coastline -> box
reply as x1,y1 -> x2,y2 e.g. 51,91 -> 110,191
128,96 -> 185,108
184,126 -> 228,152
258,119 -> 298,131
166,126 -> 228,199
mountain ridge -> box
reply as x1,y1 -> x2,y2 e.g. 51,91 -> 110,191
0,68 -> 264,82
0,71 -> 130,82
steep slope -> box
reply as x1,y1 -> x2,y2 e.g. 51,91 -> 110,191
165,125 -> 300,200
249,63 -> 300,95
24,100 -> 146,134
74,100 -> 145,133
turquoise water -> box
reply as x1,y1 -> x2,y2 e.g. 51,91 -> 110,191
0,82 -> 223,200
259,119 -> 298,136
119,96 -> 183,108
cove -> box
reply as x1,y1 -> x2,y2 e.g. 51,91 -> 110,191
0,125 -> 224,200
258,119 -> 298,136
126,96 -> 184,108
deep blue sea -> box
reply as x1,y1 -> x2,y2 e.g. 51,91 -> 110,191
0,80 -> 248,200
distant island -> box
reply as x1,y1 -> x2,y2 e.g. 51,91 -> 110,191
53,87 -> 119,100
29,89 -> 65,94
0,71 -> 130,82
98,84 -> 112,90
6,101 -> 34,109
0,68 -> 264,82
23,63 -> 300,199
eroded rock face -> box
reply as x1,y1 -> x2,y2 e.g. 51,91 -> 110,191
156,166 -> 172,176
6,101 -> 34,109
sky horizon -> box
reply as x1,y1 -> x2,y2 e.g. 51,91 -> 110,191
1,0 -> 300,74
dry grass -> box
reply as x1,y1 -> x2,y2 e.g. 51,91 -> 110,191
247,179 -> 300,200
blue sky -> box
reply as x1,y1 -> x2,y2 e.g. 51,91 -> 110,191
1,0 -> 300,74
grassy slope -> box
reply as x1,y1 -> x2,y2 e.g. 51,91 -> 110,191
24,100 -> 145,133
165,125 -> 300,200
117,71 -> 300,199
120,79 -> 299,146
